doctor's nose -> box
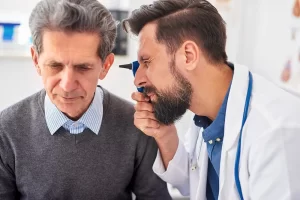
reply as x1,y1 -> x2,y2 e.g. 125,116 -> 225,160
134,65 -> 148,88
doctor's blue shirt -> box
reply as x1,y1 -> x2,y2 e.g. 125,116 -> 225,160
193,64 -> 233,200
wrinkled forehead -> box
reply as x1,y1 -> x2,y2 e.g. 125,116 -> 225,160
138,36 -> 152,59
137,23 -> 162,60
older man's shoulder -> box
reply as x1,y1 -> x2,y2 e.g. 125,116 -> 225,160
0,90 -> 45,127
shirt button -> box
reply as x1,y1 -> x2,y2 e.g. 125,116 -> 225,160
208,140 -> 213,144
216,138 -> 221,142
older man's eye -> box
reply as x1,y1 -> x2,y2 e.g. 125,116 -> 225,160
49,63 -> 63,69
77,65 -> 90,71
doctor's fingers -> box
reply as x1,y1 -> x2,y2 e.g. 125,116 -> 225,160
134,118 -> 160,131
134,110 -> 157,121
134,102 -> 154,112
131,92 -> 149,102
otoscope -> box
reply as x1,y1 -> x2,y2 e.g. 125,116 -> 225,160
119,61 -> 144,93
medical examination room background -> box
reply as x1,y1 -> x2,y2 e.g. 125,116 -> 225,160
0,0 -> 299,199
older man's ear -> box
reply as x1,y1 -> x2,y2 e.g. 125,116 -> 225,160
31,46 -> 41,76
99,53 -> 114,80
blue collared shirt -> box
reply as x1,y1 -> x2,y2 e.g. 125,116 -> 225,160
194,63 -> 233,200
193,87 -> 230,200
45,87 -> 103,135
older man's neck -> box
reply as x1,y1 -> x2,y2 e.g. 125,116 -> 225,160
63,99 -> 94,121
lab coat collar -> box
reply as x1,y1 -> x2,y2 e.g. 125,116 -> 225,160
219,64 -> 251,197
223,64 -> 250,151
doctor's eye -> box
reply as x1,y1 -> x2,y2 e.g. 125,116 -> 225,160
143,61 -> 151,68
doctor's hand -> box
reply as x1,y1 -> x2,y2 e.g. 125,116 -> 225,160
131,92 -> 176,140
132,92 -> 179,169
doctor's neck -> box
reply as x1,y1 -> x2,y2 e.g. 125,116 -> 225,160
189,62 -> 233,121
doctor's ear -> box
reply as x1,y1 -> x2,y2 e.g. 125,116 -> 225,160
177,41 -> 200,71
99,53 -> 114,80
31,46 -> 41,76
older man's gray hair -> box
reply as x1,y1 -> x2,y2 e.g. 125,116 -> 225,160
29,0 -> 117,61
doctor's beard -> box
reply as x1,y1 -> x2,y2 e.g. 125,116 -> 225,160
143,59 -> 193,125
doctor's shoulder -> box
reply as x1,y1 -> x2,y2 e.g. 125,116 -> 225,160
239,73 -> 300,198
241,72 -> 300,148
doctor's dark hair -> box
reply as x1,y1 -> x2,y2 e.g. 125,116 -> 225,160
29,0 -> 117,61
122,0 -> 227,64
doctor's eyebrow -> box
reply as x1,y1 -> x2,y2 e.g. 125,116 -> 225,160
138,55 -> 150,62
139,55 -> 157,64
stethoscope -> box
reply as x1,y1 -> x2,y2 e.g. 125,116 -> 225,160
190,71 -> 253,200
234,71 -> 253,200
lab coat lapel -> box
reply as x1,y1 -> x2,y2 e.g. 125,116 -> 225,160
196,139 -> 208,200
186,125 -> 208,200
219,64 -> 250,198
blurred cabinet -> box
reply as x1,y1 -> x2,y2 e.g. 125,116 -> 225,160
110,10 -> 129,56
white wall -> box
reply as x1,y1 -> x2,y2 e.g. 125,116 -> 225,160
236,0 -> 295,84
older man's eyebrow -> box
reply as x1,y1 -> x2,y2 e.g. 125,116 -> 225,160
44,60 -> 94,67
73,62 -> 94,68
45,60 -> 64,67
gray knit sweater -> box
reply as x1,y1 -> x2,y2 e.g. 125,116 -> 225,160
0,87 -> 172,200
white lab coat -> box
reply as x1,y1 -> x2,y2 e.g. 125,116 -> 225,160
153,64 -> 300,200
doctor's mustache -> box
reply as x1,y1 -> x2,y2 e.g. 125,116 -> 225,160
143,86 -> 158,97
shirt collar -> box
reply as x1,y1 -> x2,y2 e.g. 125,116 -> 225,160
193,62 -> 234,142
193,86 -> 231,142
45,87 -> 103,135
202,85 -> 230,142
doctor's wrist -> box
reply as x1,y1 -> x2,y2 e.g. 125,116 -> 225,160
154,128 -> 179,169
153,124 -> 177,141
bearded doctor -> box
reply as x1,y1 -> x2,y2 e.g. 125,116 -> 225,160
122,0 -> 300,199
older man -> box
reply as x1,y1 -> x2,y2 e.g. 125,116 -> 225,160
0,0 -> 171,199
